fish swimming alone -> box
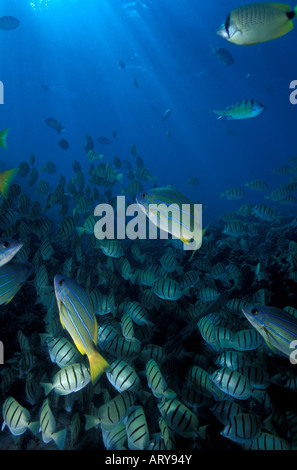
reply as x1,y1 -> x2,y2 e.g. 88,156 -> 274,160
242,305 -> 297,359
214,99 -> 266,120
217,2 -> 297,46
54,274 -> 110,384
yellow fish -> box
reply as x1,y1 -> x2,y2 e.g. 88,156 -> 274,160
0,168 -> 19,196
217,2 -> 297,45
54,274 -> 110,384
213,99 -> 266,120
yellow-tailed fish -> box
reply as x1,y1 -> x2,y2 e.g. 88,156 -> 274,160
0,262 -> 32,305
213,99 -> 266,120
0,168 -> 19,196
0,239 -> 23,267
217,2 -> 297,45
54,274 -> 110,384
242,305 -> 297,359
136,186 -> 207,261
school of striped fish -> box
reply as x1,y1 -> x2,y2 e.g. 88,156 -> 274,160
1,0 -> 297,452
0,121 -> 296,451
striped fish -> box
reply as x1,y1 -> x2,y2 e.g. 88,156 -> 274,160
126,301 -> 149,325
245,180 -> 269,191
85,390 -> 135,431
220,187 -> 245,200
243,432 -> 291,451
146,359 -> 176,400
54,274 -> 110,384
211,400 -> 247,425
56,216 -> 76,241
214,99 -> 265,120
28,167 -> 38,186
40,237 -> 54,261
209,367 -> 263,401
0,262 -> 32,305
41,362 -> 91,396
39,398 -> 67,450
230,328 -> 263,351
221,412 -> 262,444
242,305 -> 297,359
0,239 -> 23,267
158,398 -> 199,438
96,240 -> 125,258
136,186 -> 205,260
152,278 -> 184,301
102,423 -> 127,450
121,311 -> 135,341
0,208 -> 17,230
2,396 -> 39,436
126,406 -> 150,450
106,359 -> 141,393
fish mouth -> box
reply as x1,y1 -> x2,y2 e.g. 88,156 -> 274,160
216,25 -> 228,38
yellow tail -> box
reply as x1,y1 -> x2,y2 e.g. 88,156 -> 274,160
0,128 -> 9,150
0,168 -> 19,197
88,349 -> 110,384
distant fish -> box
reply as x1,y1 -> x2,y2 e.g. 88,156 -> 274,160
58,138 -> 69,150
163,108 -> 172,121
0,128 -> 10,150
187,176 -> 200,187
84,134 -> 94,152
211,45 -> 234,66
134,78 -> 139,88
118,60 -> 125,69
0,16 -> 20,30
130,143 -> 138,157
97,136 -> 112,145
214,99 -> 266,120
44,118 -> 65,134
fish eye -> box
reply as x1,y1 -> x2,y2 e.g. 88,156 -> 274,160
251,308 -> 258,315
59,279 -> 65,287
2,241 -> 9,249
142,192 -> 146,198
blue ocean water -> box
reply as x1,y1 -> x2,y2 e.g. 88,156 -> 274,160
1,0 -> 297,453
2,0 -> 297,224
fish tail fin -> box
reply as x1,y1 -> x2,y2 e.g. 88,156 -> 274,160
28,420 -> 40,435
294,5 -> 297,16
40,381 -> 53,396
117,173 -> 123,183
0,128 -> 9,149
88,349 -> 110,384
0,167 -> 19,197
213,110 -> 224,119
52,428 -> 67,450
84,414 -> 101,431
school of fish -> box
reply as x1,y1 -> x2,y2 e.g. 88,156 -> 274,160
1,1 -> 297,452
